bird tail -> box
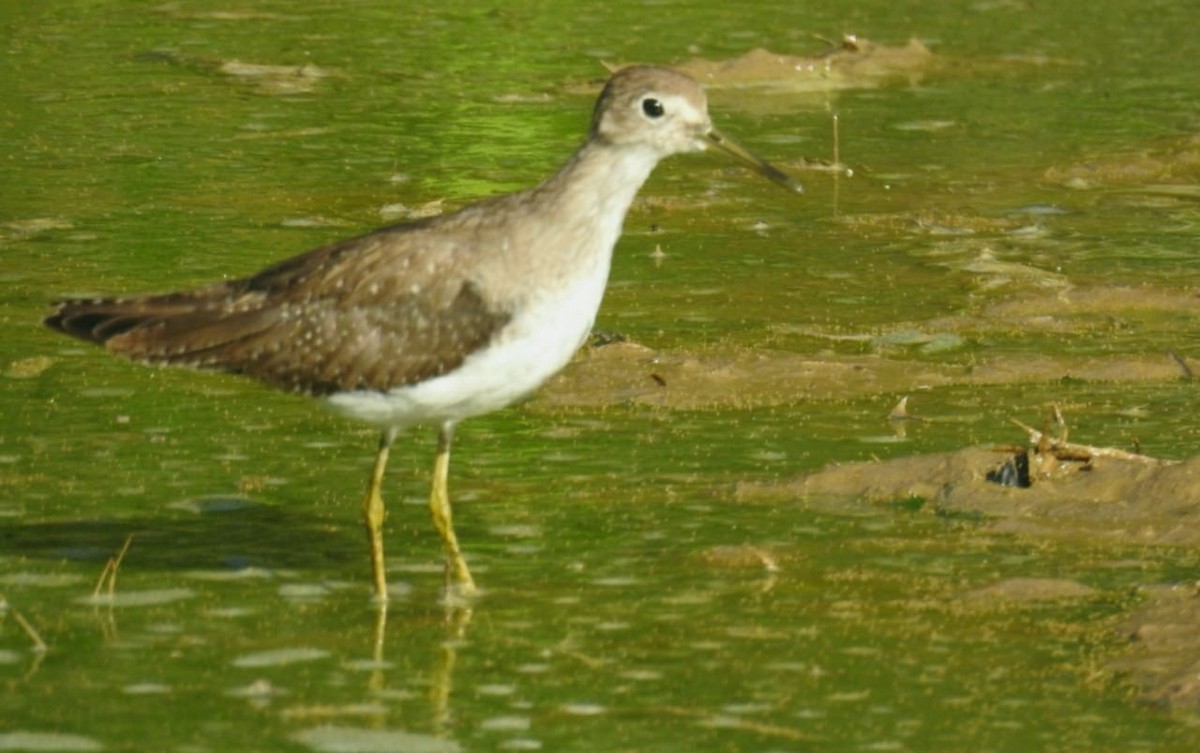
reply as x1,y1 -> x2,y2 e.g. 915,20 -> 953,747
44,288 -> 275,366
45,297 -> 163,346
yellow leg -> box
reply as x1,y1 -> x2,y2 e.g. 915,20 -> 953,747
362,427 -> 397,604
429,422 -> 477,595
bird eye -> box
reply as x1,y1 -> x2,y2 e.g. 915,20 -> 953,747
641,97 -> 665,119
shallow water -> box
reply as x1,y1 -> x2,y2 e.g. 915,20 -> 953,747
4,1 -> 1200,750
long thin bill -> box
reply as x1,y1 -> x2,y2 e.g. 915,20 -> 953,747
704,128 -> 803,194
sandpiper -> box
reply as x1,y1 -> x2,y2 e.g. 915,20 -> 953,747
45,65 -> 801,602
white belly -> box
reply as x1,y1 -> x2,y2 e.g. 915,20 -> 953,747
324,261 -> 608,429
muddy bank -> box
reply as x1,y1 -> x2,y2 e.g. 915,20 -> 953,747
673,36 -> 935,92
1045,132 -> 1200,192
529,277 -> 1199,419
535,339 -> 1190,411
537,339 -> 945,410
735,446 -> 1200,547
735,445 -> 1200,710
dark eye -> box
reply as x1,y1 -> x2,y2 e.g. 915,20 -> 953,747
641,97 -> 665,119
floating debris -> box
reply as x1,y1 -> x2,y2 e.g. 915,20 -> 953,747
293,725 -> 461,753
75,588 -> 194,608
138,50 -> 337,95
0,732 -> 104,752
4,356 -> 55,379
232,647 -> 331,668
967,577 -> 1098,602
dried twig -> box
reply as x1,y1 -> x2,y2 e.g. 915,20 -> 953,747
1011,418 -> 1171,465
2,594 -> 48,653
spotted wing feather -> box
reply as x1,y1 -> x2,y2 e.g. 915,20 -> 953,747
45,224 -> 512,396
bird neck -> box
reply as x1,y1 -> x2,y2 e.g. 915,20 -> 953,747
533,139 -> 661,231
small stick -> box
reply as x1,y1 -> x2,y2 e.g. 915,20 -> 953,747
2,595 -> 48,653
13,611 -> 48,653
91,561 -> 114,598
92,534 -> 135,598
832,112 -> 840,169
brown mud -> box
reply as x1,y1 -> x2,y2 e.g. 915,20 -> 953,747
673,36 -> 935,92
534,284 -> 1199,411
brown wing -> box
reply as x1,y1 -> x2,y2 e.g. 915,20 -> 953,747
45,223 -> 512,396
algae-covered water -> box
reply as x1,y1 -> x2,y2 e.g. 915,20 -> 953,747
3,1 -> 1200,750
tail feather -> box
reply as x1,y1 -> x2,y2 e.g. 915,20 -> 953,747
46,301 -> 166,345
44,290 -> 276,364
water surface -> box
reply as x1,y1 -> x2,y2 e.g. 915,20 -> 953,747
3,1 -> 1200,750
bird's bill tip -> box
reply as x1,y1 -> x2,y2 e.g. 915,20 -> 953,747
703,128 -> 803,194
